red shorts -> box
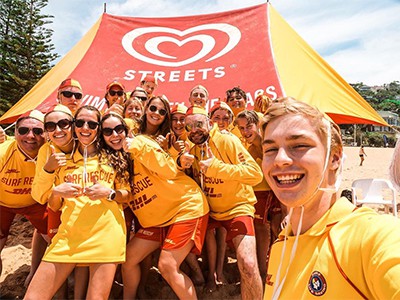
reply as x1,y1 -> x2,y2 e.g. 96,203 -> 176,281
208,215 -> 255,248
254,190 -> 281,224
47,209 -> 62,240
0,203 -> 48,239
135,214 -> 209,255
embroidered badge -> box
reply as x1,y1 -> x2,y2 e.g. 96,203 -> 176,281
308,271 -> 327,296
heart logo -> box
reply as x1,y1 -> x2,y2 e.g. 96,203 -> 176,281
122,23 -> 241,67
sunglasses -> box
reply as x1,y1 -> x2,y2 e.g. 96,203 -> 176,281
61,91 -> 83,100
148,105 -> 167,116
102,124 -> 125,136
136,96 -> 147,102
109,90 -> 124,97
44,119 -> 73,132
74,119 -> 99,130
17,127 -> 44,136
185,121 -> 205,132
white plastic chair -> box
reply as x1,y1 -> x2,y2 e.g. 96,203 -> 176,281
351,178 -> 398,217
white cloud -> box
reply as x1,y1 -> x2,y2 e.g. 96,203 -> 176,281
42,0 -> 399,85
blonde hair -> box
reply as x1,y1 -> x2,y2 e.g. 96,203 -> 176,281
261,97 -> 342,154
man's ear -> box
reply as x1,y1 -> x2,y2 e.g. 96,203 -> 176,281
329,149 -> 342,171
208,119 -> 214,129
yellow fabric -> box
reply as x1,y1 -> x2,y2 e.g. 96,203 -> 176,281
189,125 -> 262,221
0,140 -> 38,208
0,16 -> 102,123
43,150 -> 126,263
269,5 -> 387,125
253,157 -> 270,192
127,135 -> 209,228
264,197 -> 400,299
31,142 -> 75,204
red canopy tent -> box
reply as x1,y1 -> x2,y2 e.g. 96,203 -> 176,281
0,3 -> 387,126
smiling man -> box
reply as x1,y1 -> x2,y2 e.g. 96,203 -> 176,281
261,98 -> 400,299
0,110 -> 48,286
182,105 -> 264,300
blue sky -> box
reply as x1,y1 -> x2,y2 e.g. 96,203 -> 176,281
43,0 -> 400,86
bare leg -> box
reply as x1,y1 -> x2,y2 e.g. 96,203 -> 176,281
25,230 -> 48,287
158,241 -> 197,300
205,228 -> 217,292
137,254 -> 152,299
254,222 -> 270,286
24,261 -> 76,300
0,237 -> 7,276
185,252 -> 205,285
86,263 -> 118,300
232,234 -> 262,300
74,266 -> 89,299
122,237 -> 160,299
215,227 -> 228,284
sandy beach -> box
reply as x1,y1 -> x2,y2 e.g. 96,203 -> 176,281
1,146 -> 398,299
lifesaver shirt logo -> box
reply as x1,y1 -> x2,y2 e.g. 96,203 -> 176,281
122,24 -> 241,67
308,271 -> 327,296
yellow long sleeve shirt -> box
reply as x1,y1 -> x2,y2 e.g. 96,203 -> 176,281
189,125 -> 263,221
265,197 -> 400,299
43,150 -> 127,263
0,140 -> 38,208
127,135 -> 209,228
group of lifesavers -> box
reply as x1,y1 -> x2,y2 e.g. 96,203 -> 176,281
1,75 -> 400,300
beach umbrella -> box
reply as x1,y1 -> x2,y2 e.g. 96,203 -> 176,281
0,2 -> 387,126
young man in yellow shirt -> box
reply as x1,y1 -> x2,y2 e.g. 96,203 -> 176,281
261,98 -> 400,299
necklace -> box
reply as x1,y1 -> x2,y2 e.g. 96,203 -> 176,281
18,146 -> 38,163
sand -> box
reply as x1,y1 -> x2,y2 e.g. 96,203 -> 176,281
1,146 -> 398,299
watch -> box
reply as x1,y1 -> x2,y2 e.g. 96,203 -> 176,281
107,189 -> 116,201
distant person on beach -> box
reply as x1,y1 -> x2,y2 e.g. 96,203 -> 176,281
261,98 -> 400,299
389,138 -> 400,192
359,145 -> 367,166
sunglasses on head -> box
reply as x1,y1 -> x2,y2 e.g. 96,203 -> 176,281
74,119 -> 99,130
102,124 -> 125,137
109,90 -> 124,97
185,121 -> 204,132
61,91 -> 83,100
44,119 -> 73,132
149,105 -> 167,116
17,127 -> 44,136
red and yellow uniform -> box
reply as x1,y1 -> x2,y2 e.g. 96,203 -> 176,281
31,143 -> 63,205
126,134 -> 209,228
265,197 -> 400,299
43,150 -> 127,263
189,125 -> 263,221
1,140 -> 38,208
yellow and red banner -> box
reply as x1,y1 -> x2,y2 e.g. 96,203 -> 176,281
0,3 -> 387,126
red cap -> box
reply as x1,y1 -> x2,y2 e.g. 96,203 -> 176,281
171,104 -> 188,115
142,75 -> 158,85
209,100 -> 233,116
58,78 -> 82,91
18,110 -> 45,123
185,105 -> 208,117
106,80 -> 125,91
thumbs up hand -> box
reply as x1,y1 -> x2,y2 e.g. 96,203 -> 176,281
43,145 -> 67,173
155,133 -> 169,151
199,146 -> 214,174
179,142 -> 194,169
171,134 -> 185,152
